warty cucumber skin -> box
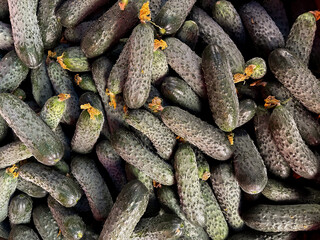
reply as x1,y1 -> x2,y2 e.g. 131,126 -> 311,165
229,231 -> 297,240
152,49 -> 169,85
202,44 -> 239,132
0,50 -> 29,93
40,96 -> 66,131
124,23 -> 154,109
64,21 -> 94,43
33,204 -> 63,240
8,225 -> 40,240
60,46 -> 90,72
242,204 -> 320,232
111,128 -> 175,186
0,141 -> 32,169
99,180 -> 149,240
190,6 -> 245,74
8,0 -> 44,68
71,156 -> 113,221
194,148 -> 210,180
163,37 -> 206,98
239,1 -> 284,58
17,176 -> 47,198
176,20 -> 199,50
174,144 -> 206,227
237,99 -> 257,128
253,106 -> 291,179
0,21 -> 13,50
8,193 -> 33,225
19,162 -> 82,208
0,93 -> 64,166
161,106 -> 233,160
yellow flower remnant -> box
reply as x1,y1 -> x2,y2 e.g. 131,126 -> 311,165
123,105 -> 128,115
57,53 -> 70,70
46,50 -> 57,64
227,132 -> 234,145
6,164 -> 19,178
250,79 -> 267,87
74,74 -> 82,85
57,230 -> 61,237
119,0 -> 128,10
80,103 -> 101,120
58,93 -> 71,102
264,96 -> 280,109
176,136 -> 185,143
105,89 -> 117,109
139,1 -> 151,23
233,65 -> 256,83
153,180 -> 162,188
310,10 -> 320,21
154,39 -> 168,51
148,97 -> 163,112
202,172 -> 211,181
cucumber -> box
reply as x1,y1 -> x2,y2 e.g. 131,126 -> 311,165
176,20 -> 199,50
0,115 -> 8,142
7,0 -> 44,68
174,144 -> 205,227
237,99 -> 257,128
99,180 -> 149,240
33,204 -> 63,240
244,57 -> 267,79
19,162 -> 82,207
0,50 -> 29,93
269,48 -> 320,114
74,73 -> 97,93
143,84 -> 169,117
71,155 -> 113,221
242,204 -> 320,232
111,128 -> 175,185
152,49 -> 169,85
12,88 -> 26,100
8,193 -> 33,225
253,106 -> 291,179
82,229 -> 99,240
229,231 -> 297,240
161,106 -> 233,160
194,148 -> 210,181
163,37 -> 206,98
0,221 -> 10,239
190,6 -> 245,74
54,124 -> 71,160
17,177 -> 47,198
0,142 -> 32,169
0,22 -> 13,50
38,0 -> 63,49
160,77 -> 202,113
64,21 -> 94,43
210,163 -> 244,231
0,0 -> 9,19
0,93 -> 64,165
48,196 -> 86,240
154,0 -> 196,35
149,0 -> 165,19
239,1 -> 284,58
9,225 -> 40,240
269,105 -> 319,179
57,46 -> 90,72
202,44 -> 239,132
52,160 -> 70,175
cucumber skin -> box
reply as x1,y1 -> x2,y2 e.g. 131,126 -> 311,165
64,21 -> 94,43
19,162 -> 82,208
0,141 -> 32,169
0,93 -> 64,166
245,57 -> 267,80
9,225 -> 40,240
0,115 -> 8,142
40,96 -> 66,131
8,193 -> 33,225
8,0 -> 44,68
76,73 -> 99,92
152,49 -> 169,84
202,44 -> 239,132
61,46 -> 90,72
17,177 -> 47,198
229,231 -> 297,240
99,180 -> 149,240
0,22 -> 13,50
237,99 -> 257,128
176,20 -> 199,50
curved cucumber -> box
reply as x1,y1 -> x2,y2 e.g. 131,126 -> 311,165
8,193 -> 33,225
58,46 -> 90,72
9,225 -> 40,240
237,99 -> 257,128
17,177 -> 47,198
0,141 -> 32,169
64,21 -> 94,43
0,21 -> 13,50
152,49 -> 169,85
176,20 -> 199,50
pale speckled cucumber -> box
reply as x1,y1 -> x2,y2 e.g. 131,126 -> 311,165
19,162 -> 82,208
176,20 -> 199,50
202,44 -> 239,132
0,93 -> 64,165
48,196 -> 86,240
163,37 -> 206,98
0,21 -> 13,50
7,0 -> 44,68
64,21 -> 94,43
0,50 -> 29,93
161,76 -> 202,113
200,181 -> 228,240
210,163 -> 244,231
111,128 -> 175,185
47,61 -> 80,125
0,0 -> 9,19
9,225 -> 40,240
254,106 -> 291,179
229,231 -> 297,240
269,105 -> 319,179
190,6 -> 245,74
0,115 -> 8,142
237,99 -> 257,128
33,204 -> 63,240
17,177 -> 47,198
71,155 -> 113,221
8,193 -> 33,225
161,106 -> 233,160
152,49 -> 169,85
242,204 -> 320,232
58,46 -> 90,72
244,57 -> 267,79
0,142 -> 32,169
99,180 -> 149,240
38,0 -> 63,49
74,73 -> 97,93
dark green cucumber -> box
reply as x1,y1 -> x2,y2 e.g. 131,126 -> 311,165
152,49 -> 169,85
174,144 -> 205,227
210,163 -> 244,231
163,37 -> 206,98
125,109 -> 176,160
74,73 -> 97,92
47,61 -> 80,125
190,6 -> 245,74
154,0 -> 196,35
285,11 -> 317,65
64,21 -> 94,43
9,225 -> 40,240
229,231 -> 297,240
254,106 -> 291,179
48,196 -> 86,240
8,193 -> 33,225
0,50 -> 29,93
12,88 -> 26,100
237,99 -> 257,128
244,57 -> 267,79
58,46 -> 90,72
0,115 -> 8,142
33,204 -> 63,240
0,93 -> 64,165
0,142 -> 32,169
161,106 -> 233,160
52,160 -> 70,175
71,155 -> 113,221
19,162 -> 82,207
111,128 -> 175,185
194,148 -> 210,181
7,0 -> 44,68
17,177 -> 47,198
160,76 -> 202,113
200,181 -> 228,240
239,1 -> 284,58
202,44 -> 239,132
0,0 -> 9,19
242,204 -> 320,232
176,20 -> 199,50
233,129 -> 268,194
99,180 -> 149,240
269,105 -> 319,179
0,22 -> 13,50
38,0 -> 63,49
124,23 -> 154,109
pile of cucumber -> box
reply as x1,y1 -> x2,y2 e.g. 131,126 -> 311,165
0,0 -> 320,239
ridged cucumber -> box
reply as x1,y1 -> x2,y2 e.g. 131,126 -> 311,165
8,193 -> 33,225
237,99 -> 257,128
152,49 -> 169,85
176,20 -> 199,50
17,177 -> 47,198
0,21 -> 13,50
9,225 -> 40,240
57,46 -> 90,72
